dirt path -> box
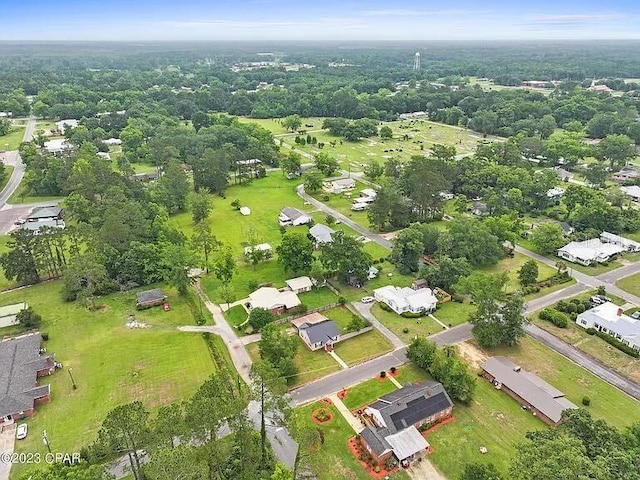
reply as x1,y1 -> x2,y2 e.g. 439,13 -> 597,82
456,341 -> 488,370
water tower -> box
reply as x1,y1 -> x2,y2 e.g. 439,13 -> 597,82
413,52 -> 421,70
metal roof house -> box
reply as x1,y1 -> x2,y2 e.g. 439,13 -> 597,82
285,276 -> 314,294
361,382 -> 453,465
278,207 -> 312,227
557,239 -> 625,266
309,224 -> 335,245
248,287 -> 301,315
600,232 -> 640,252
0,334 -> 57,423
373,285 -> 438,315
481,356 -> 577,425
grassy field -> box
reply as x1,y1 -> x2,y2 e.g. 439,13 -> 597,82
7,181 -> 65,204
0,126 -> 26,151
428,376 -> 545,479
617,272 -> 640,297
224,304 -> 248,327
0,165 -> 14,192
298,288 -> 338,310
333,329 -> 393,366
294,402 -> 409,480
7,281 -> 216,478
489,336 -> 640,428
240,116 -> 502,170
432,300 -> 476,327
480,252 -> 556,293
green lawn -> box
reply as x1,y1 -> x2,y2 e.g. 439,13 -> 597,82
294,402 -> 409,480
309,181 -> 372,229
342,377 -> 398,410
0,165 -> 14,192
432,300 -> 476,328
0,235 -> 13,291
224,304 -> 248,327
480,252 -> 556,293
8,281 -> 216,479
370,303 -> 443,344
0,126 -> 26,151
617,272 -> 640,297
333,329 -> 393,366
324,306 -> 357,331
7,181 -> 65,204
298,288 -> 338,309
428,376 -> 546,479
394,363 -> 431,385
490,336 -> 640,429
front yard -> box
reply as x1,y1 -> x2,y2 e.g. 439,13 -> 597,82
333,329 -> 393,366
8,281 -> 216,479
616,272 -> 640,297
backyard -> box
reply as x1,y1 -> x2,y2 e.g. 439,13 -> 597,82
480,252 -> 557,293
7,281 -> 217,479
0,125 -> 26,151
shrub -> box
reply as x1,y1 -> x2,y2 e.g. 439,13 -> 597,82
565,303 -> 577,314
17,306 -> 42,329
314,408 -> 331,422
556,300 -> 569,312
390,366 -> 397,373
338,296 -> 347,305
379,302 -> 392,312
576,303 -> 586,314
402,327 -> 409,334
582,396 -> 591,406
379,370 -> 386,378
247,280 -> 259,292
401,311 -> 423,318
586,327 -> 597,335
41,332 -> 49,341
596,286 -> 607,296
539,308 -> 569,328
595,331 -> 640,358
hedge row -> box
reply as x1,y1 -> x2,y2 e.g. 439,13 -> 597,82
539,308 -> 569,328
591,330 -> 640,358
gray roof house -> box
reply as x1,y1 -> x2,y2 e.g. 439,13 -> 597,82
0,334 -> 56,421
297,316 -> 340,351
361,382 -> 453,464
279,207 -> 312,227
481,356 -> 577,425
309,224 -> 335,244
26,206 -> 63,223
136,288 -> 167,309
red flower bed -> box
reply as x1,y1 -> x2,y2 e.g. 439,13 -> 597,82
347,436 -> 399,479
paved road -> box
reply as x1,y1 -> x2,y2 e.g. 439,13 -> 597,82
524,283 -> 590,315
0,116 -> 36,209
296,184 -> 392,249
525,324 -> 640,401
0,424 -> 16,480
431,323 -> 473,345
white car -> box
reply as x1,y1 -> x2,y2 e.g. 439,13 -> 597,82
16,424 -> 27,440
361,296 -> 376,304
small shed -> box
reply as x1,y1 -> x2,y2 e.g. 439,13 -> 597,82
136,289 -> 166,309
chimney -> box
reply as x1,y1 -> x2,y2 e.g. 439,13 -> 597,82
618,308 -> 624,317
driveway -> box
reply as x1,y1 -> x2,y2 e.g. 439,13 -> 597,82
0,424 -> 16,480
352,302 -> 404,349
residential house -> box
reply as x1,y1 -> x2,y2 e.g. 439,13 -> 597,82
21,220 -> 65,234
44,138 -> 71,154
293,313 -> 341,351
136,289 -> 167,309
576,302 -> 640,352
411,279 -> 428,290
600,232 -> 640,252
398,111 -> 427,120
26,206 -> 63,224
0,303 -> 28,329
546,187 -> 565,200
309,224 -> 335,245
373,285 -> 438,315
102,138 -> 122,146
285,276 -> 314,294
247,287 -> 301,315
621,185 -> 640,202
481,356 -> 577,426
0,334 -> 57,423
522,80 -> 552,88
557,239 -> 625,266
351,202 -> 369,211
612,166 -> 640,182
55,119 -> 79,132
471,201 -> 489,216
244,243 -> 273,258
132,172 -> 161,182
324,178 -> 356,194
278,207 -> 312,227
361,382 -> 453,465
236,158 -> 262,167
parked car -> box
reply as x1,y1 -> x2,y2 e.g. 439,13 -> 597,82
16,424 -> 27,440
631,311 -> 640,319
361,296 -> 375,304
589,296 -> 605,306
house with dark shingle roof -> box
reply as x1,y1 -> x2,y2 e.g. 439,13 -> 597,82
360,382 -> 453,465
0,334 -> 57,423
298,317 -> 340,351
136,288 -> 166,309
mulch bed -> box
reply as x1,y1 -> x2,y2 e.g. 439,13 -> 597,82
338,389 -> 349,400
320,397 -> 332,405
348,436 -> 399,479
311,408 -> 334,425
387,368 -> 400,377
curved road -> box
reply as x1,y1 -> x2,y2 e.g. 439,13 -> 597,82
0,116 -> 36,208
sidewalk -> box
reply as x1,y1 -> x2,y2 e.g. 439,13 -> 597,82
328,394 -> 364,433
328,350 -> 348,369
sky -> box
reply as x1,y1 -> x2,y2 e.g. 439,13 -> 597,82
1,0 -> 640,41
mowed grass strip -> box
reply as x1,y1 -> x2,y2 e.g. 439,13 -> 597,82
616,272 -> 640,297
333,329 -> 393,366
7,281 -> 215,478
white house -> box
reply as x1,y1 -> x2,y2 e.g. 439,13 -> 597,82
547,187 -> 565,199
247,287 -> 301,315
600,232 -> 640,252
351,202 -> 369,211
309,224 -> 335,245
576,302 -> 640,352
373,285 -> 438,315
244,243 -> 273,257
285,276 -> 314,294
557,239 -> 625,266
102,138 -> 122,146
621,185 -> 640,202
324,178 -> 356,194
278,207 -> 312,227
360,188 -> 377,199
55,119 -> 79,132
44,138 -> 71,154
